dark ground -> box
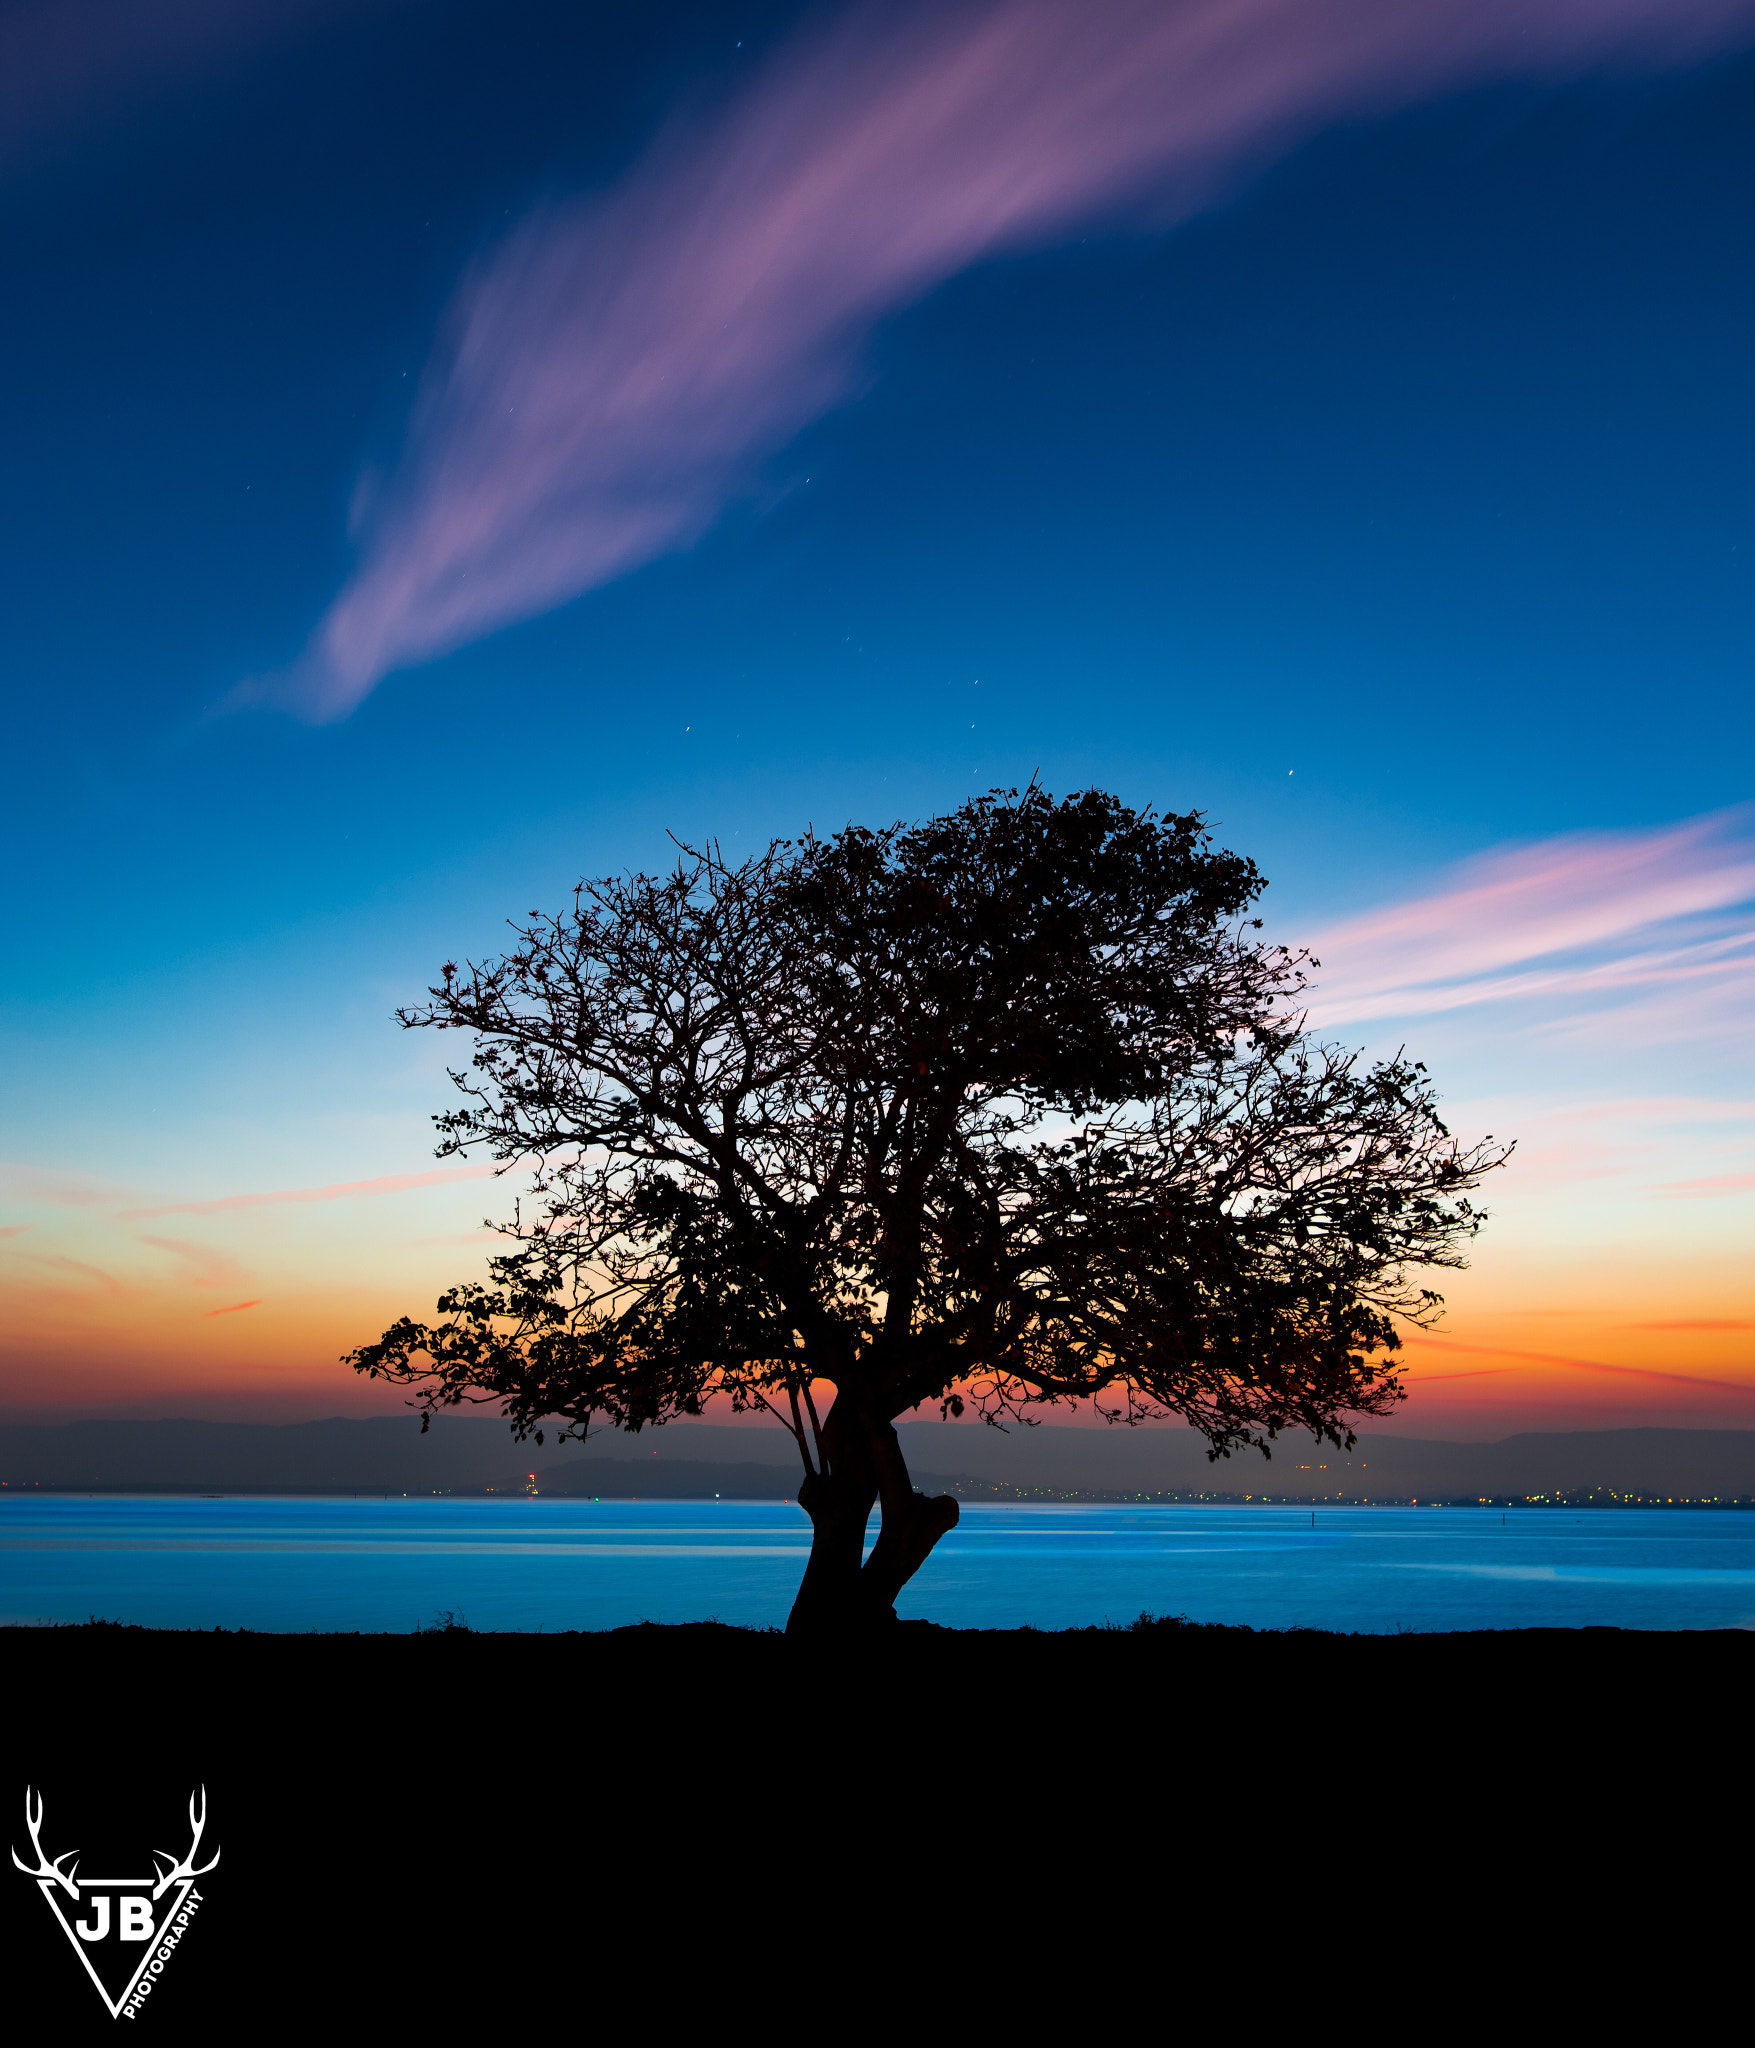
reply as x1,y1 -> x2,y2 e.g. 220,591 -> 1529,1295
3,1618 -> 1746,2034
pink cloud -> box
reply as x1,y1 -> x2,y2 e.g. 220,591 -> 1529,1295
1646,1172 -> 1755,1198
277,0 -> 1755,718
1303,808 -> 1755,1039
1407,1087 -> 1755,1213
122,1162 -> 500,1221
202,1299 -> 263,1319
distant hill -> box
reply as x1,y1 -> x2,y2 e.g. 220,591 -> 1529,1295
0,1416 -> 590,1496
1,1415 -> 1751,1502
1190,1427 -> 1755,1504
534,1459 -> 814,1499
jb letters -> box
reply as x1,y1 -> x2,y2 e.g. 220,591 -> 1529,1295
11,1787 -> 218,2019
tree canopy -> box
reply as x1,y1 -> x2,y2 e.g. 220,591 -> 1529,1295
348,787 -> 1508,1631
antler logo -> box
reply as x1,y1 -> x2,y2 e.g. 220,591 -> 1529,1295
12,1787 -> 219,2019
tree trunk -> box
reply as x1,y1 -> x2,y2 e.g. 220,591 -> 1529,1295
785,1401 -> 959,1637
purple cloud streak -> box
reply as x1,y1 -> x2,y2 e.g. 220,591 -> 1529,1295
1303,807 -> 1755,1044
287,0 -> 1755,716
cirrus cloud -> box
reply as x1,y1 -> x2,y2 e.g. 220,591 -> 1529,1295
271,0 -> 1755,719
1302,807 -> 1755,1048
1405,1335 -> 1755,1395
120,1162 -> 501,1221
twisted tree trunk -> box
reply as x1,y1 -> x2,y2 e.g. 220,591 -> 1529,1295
785,1400 -> 959,1636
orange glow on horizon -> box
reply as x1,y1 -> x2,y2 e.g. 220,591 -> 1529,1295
2,1134 -> 1749,1438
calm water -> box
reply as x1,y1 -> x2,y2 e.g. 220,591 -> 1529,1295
3,1495 -> 1754,1633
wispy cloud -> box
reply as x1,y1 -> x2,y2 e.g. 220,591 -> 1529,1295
277,0 -> 1755,718
202,1299 -> 263,1319
1398,1366 -> 1515,1384
122,1162 -> 500,1221
1304,807 -> 1755,1045
23,1252 -> 124,1298
1420,1094 -> 1755,1203
1405,1335 -> 1755,1395
1632,1319 -> 1755,1331
135,1233 -> 248,1289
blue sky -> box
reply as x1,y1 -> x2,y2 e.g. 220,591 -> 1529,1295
1,0 -> 1751,1425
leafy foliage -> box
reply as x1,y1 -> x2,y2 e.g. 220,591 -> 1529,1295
349,788 -> 1507,1491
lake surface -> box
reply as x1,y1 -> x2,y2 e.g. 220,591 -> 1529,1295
3,1495 -> 1754,1633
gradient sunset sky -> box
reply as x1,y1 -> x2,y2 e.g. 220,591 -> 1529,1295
2,0 -> 1751,1434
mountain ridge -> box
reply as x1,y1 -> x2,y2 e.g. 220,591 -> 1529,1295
1,1415 -> 1751,1501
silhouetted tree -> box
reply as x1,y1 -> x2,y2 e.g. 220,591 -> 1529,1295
348,787 -> 1508,1632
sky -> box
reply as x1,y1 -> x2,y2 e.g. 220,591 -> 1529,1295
0,0 -> 1751,1436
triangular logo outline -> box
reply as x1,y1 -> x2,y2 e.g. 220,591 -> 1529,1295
12,1787 -> 218,2021
37,1878 -> 196,2020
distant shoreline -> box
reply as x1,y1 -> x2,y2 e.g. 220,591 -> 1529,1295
2,1484 -> 1752,1507
7,1417 -> 1754,1503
